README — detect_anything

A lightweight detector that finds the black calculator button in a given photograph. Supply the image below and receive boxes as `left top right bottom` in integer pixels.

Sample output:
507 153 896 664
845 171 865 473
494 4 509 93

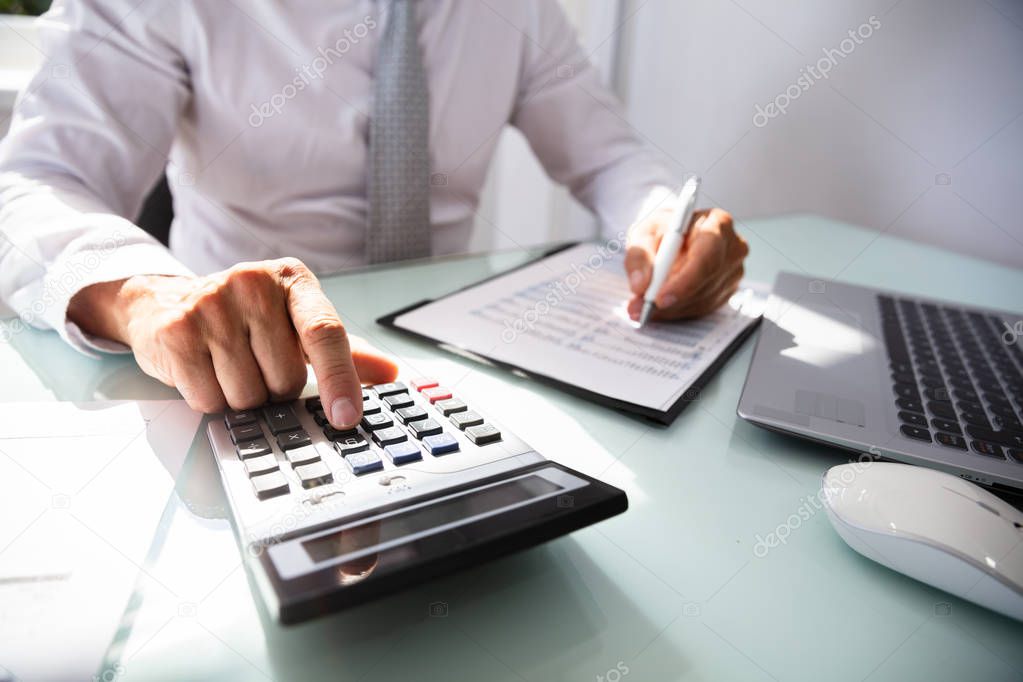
243 454 279 477
225 410 258 429
465 423 501 445
384 393 415 410
230 423 263 444
285 444 319 465
295 461 333 489
362 388 372 401
373 426 407 447
363 399 383 415
251 471 290 500
263 404 302 434
334 434 370 456
384 441 422 465
236 436 271 459
409 419 443 439
323 424 359 441
935 432 967 450
450 411 484 430
970 440 1003 459
372 382 408 398
305 397 322 413
900 425 931 442
361 413 393 431
435 398 468 416
344 450 383 475
313 409 329 426
277 429 312 451
395 406 429 424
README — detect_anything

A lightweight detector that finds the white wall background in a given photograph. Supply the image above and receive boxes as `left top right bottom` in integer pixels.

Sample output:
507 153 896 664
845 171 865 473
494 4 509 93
490 0 1023 268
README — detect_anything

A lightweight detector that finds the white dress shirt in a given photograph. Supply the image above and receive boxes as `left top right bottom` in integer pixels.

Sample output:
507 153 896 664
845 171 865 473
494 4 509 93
0 0 674 355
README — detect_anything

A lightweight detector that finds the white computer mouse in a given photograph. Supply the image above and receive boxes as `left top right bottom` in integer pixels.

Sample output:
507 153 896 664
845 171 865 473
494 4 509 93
821 462 1023 621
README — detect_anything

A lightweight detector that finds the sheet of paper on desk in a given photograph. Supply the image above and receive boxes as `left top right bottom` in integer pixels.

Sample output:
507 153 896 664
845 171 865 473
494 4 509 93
0 401 202 682
395 242 767 411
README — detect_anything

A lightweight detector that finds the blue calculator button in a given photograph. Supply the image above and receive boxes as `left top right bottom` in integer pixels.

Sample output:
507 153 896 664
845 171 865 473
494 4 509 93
423 433 460 456
384 441 422 465
344 450 384 475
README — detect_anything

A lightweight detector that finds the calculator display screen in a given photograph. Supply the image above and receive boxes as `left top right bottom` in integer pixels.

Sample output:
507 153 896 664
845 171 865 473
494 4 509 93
302 475 562 564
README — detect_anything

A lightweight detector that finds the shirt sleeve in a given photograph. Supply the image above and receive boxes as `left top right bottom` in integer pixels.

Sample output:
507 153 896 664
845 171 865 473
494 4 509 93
0 0 195 357
510 0 679 239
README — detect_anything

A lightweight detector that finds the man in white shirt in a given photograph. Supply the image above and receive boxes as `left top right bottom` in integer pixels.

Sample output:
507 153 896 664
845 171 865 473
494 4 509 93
0 0 747 430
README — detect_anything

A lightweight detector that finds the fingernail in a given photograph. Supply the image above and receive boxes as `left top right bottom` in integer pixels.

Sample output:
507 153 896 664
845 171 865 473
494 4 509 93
330 397 358 428
658 294 677 308
629 269 645 292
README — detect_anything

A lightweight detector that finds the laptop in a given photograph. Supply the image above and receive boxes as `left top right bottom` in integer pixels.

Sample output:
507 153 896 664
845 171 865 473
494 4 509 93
737 272 1023 494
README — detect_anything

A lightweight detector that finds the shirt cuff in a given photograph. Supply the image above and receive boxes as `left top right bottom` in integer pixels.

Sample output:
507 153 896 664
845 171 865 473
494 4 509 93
42 239 194 358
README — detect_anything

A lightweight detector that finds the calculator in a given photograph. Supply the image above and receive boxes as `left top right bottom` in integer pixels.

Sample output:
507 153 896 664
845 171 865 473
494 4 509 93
206 378 628 624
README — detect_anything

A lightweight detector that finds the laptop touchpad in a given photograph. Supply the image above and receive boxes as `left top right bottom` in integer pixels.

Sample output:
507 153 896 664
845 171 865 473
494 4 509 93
795 389 866 427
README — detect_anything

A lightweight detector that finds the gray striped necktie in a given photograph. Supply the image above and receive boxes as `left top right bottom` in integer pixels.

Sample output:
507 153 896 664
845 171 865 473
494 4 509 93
366 0 431 264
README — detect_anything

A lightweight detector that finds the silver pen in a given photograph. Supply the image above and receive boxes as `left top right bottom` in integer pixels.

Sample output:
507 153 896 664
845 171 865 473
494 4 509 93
638 176 701 327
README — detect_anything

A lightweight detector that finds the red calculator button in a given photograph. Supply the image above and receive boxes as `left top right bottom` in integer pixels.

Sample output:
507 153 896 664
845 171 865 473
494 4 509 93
410 377 440 392
422 386 452 403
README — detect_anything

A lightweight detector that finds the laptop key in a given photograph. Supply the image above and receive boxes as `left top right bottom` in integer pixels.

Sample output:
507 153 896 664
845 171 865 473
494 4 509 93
278 429 312 451
965 425 1023 449
894 383 920 401
295 461 333 489
1007 448 1023 463
898 411 927 427
900 425 932 442
263 405 302 434
236 436 272 459
970 440 1003 459
466 423 502 445
251 471 290 500
930 418 961 435
960 411 991 429
895 397 924 414
927 401 956 419
230 423 264 444
935 432 967 450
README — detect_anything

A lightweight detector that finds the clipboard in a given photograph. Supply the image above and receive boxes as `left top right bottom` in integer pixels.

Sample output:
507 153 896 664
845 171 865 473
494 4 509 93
377 242 762 426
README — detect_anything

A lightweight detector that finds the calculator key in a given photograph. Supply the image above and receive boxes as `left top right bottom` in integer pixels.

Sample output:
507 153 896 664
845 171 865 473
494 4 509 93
334 434 370 456
295 461 333 489
285 444 319 465
465 423 502 445
410 377 439 392
305 397 322 413
384 441 422 465
363 399 383 415
344 450 383 475
361 413 393 431
450 411 484 430
899 425 931 442
323 424 359 441
251 471 290 500
423 432 460 456
230 423 263 444
362 388 372 401
244 454 279 477
409 419 443 439
421 386 453 404
384 393 415 410
262 404 302 434
225 410 258 429
395 405 429 424
373 426 407 447
236 437 271 459
278 429 312 451
435 398 468 416
935 432 967 450
372 382 408 398
313 409 329 426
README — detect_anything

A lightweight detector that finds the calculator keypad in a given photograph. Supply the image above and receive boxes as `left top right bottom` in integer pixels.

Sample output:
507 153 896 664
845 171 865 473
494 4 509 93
224 380 503 502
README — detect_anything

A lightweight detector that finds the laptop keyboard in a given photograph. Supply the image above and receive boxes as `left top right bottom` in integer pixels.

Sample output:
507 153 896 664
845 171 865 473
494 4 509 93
878 295 1023 463
223 380 502 501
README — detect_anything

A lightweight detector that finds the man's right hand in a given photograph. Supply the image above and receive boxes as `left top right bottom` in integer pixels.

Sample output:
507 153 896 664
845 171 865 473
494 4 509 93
67 257 398 429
